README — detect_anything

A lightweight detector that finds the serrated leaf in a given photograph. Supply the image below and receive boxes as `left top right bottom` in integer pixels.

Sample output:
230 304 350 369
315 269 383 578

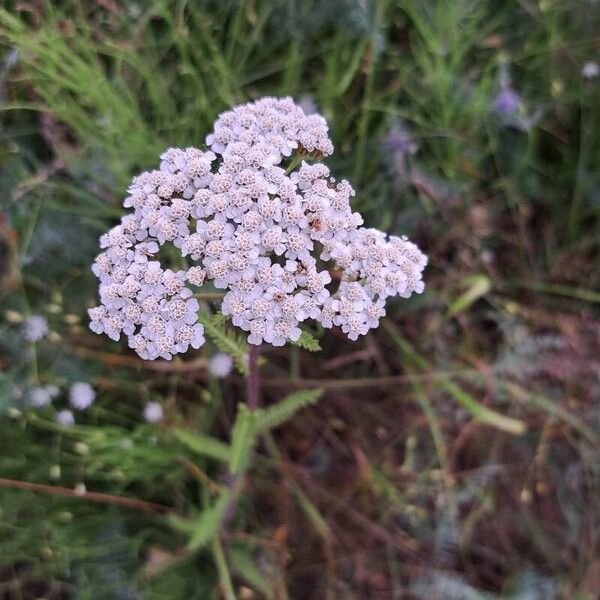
256 389 323 433
168 490 232 551
212 312 229 326
229 404 258 475
174 429 232 462
198 312 249 375
291 330 322 352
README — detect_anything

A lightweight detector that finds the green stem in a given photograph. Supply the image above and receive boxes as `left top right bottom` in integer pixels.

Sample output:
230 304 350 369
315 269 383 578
285 152 304 174
211 536 237 600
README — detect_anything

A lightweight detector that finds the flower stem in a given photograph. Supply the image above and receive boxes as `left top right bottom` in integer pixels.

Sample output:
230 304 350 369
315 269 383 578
285 152 304 174
211 535 237 600
246 344 260 410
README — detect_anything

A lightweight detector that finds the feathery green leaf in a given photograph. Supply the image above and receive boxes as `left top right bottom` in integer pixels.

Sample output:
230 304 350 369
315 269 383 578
168 490 233 551
198 312 249 375
229 404 259 475
291 330 322 352
256 389 323 433
174 429 232 463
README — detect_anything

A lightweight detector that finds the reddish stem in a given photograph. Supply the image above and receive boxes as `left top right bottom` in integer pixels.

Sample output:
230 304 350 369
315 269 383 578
247 344 261 410
0 477 172 514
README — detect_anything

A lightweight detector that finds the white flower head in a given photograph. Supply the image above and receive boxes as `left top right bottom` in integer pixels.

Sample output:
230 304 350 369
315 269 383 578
89 97 427 358
56 409 75 427
29 384 60 407
143 401 163 423
209 352 234 378
582 61 599 79
69 382 96 410
24 315 49 342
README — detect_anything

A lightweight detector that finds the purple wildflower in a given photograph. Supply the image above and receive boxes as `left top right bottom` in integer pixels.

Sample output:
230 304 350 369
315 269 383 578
493 88 520 116
381 123 419 158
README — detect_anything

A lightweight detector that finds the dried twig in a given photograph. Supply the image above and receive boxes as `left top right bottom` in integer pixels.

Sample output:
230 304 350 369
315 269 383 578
262 366 496 391
67 344 207 373
0 477 172 514
319 348 374 372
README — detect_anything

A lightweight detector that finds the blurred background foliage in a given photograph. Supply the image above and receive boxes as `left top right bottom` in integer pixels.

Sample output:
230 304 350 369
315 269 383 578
0 0 599 598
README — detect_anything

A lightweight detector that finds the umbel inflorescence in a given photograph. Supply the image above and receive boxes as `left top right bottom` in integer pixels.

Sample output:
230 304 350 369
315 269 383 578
89 97 427 360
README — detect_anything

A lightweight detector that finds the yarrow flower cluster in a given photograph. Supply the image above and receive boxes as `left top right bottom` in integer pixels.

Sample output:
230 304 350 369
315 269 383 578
89 97 427 359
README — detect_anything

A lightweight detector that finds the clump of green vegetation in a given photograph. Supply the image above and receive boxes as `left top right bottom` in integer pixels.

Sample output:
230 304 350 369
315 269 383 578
1 1 599 598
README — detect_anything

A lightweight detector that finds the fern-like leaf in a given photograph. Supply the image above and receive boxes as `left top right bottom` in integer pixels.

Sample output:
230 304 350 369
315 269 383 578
229 404 258 474
256 389 323 433
291 330 322 352
174 429 232 462
169 489 233 551
198 312 249 375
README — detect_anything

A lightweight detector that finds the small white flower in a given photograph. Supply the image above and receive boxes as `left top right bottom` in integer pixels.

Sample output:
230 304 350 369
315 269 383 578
582 61 599 79
29 385 60 407
209 353 234 378
23 315 49 342
69 382 95 410
143 401 163 423
56 409 75 427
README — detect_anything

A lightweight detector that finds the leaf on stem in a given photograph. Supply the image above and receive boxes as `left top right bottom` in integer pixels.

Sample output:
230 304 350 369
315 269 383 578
174 429 232 462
